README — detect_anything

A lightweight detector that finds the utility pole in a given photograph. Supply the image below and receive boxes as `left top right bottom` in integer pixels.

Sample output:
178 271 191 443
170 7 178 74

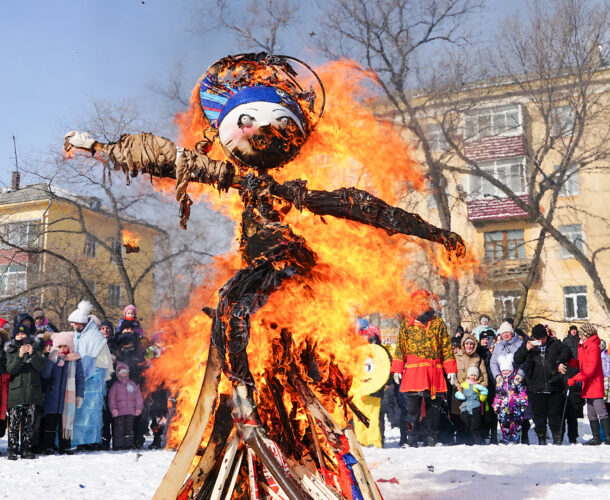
11 135 20 190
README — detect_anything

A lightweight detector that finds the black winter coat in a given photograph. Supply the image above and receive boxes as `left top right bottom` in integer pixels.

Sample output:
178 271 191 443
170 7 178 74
514 337 571 393
563 334 580 359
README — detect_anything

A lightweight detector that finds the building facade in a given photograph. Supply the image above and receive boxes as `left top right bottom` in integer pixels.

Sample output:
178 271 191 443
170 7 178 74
0 182 160 331
406 69 610 339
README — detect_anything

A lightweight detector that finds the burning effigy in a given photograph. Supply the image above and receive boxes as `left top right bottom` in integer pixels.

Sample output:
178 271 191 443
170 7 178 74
64 53 466 500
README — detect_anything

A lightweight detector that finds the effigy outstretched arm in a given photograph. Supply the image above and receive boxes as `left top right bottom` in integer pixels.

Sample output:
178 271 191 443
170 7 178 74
64 131 235 228
272 182 465 256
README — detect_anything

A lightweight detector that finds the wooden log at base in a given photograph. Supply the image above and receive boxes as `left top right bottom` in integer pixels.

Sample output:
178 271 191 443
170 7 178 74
153 345 223 500
344 428 383 500
154 351 383 500
176 394 235 499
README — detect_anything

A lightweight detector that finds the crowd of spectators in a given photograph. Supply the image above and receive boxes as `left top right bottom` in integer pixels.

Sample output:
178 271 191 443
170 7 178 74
0 302 169 460
358 300 610 449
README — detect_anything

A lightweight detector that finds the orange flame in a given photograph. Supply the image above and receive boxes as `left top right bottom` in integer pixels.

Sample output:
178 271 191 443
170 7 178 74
121 229 141 253
145 60 477 446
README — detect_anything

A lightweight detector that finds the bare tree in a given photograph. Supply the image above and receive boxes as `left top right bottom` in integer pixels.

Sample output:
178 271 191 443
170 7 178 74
195 0 300 54
317 0 486 332
438 0 610 324
0 102 218 325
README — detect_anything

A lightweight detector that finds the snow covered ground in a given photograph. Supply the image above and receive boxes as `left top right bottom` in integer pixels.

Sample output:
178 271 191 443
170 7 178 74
1 421 610 499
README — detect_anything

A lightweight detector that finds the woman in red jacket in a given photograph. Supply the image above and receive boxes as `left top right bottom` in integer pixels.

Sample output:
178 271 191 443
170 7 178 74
567 323 609 445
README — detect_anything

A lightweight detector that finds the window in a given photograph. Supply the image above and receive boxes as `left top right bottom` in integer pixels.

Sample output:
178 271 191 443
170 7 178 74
484 229 526 261
0 263 28 297
494 290 520 319
463 105 522 141
551 106 574 137
83 234 97 258
109 238 123 262
425 123 447 152
558 224 585 259
564 286 588 320
556 165 579 196
469 158 527 198
0 221 41 249
108 284 122 307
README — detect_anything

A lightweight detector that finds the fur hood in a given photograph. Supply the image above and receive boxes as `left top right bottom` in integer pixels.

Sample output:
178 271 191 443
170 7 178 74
460 333 479 352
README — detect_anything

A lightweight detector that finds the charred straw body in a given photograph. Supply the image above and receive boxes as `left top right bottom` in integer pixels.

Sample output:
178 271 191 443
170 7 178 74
64 52 464 500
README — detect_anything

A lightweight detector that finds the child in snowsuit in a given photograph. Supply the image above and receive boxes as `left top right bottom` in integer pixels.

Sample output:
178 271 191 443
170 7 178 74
40 332 85 455
5 323 46 459
492 356 528 444
108 362 143 450
455 366 488 445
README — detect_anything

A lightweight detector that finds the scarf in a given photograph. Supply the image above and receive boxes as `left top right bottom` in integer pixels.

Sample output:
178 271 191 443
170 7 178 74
62 353 79 440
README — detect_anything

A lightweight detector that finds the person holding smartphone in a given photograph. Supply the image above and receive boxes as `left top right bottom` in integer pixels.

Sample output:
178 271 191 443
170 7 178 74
5 322 46 459
514 324 572 445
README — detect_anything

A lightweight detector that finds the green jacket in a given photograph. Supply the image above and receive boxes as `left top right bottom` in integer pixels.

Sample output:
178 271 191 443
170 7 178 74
5 339 45 408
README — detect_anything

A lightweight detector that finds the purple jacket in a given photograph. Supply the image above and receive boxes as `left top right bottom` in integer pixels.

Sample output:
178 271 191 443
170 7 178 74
602 350 610 378
108 376 143 417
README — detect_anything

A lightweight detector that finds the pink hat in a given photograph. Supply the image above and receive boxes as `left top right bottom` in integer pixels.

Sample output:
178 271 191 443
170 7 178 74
51 331 75 353
124 305 137 316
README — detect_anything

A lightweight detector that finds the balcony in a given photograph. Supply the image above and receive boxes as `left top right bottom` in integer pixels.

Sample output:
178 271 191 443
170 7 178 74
476 259 538 285
467 194 531 224
464 134 527 162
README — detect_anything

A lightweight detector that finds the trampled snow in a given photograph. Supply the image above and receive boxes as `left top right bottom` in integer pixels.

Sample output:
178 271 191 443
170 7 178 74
1 421 610 499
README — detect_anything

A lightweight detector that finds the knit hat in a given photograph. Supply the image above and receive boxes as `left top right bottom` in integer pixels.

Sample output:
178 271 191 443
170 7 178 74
124 305 137 318
116 362 129 376
100 321 115 336
580 323 597 339
119 319 137 333
531 324 547 340
68 300 93 325
497 322 514 335
498 355 514 373
467 366 480 378
51 331 75 353
32 307 45 320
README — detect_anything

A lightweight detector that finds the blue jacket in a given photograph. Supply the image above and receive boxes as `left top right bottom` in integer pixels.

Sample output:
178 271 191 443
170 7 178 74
41 356 85 415
455 381 488 414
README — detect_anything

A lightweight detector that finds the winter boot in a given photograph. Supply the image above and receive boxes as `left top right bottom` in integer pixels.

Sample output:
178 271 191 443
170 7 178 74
600 418 610 445
584 419 602 446
537 434 547 445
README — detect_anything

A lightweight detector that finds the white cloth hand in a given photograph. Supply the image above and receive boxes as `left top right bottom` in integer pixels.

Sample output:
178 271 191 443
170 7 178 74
496 375 504 386
447 373 457 386
76 396 83 409
513 374 523 385
64 130 96 152
393 372 402 385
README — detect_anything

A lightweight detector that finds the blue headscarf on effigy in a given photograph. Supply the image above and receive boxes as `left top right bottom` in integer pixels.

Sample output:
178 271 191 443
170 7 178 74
199 78 305 130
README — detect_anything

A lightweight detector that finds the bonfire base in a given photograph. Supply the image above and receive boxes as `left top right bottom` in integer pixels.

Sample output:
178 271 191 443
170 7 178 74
153 336 382 500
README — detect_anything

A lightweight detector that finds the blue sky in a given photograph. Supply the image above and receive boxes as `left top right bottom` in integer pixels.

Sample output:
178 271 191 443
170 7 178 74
0 0 523 187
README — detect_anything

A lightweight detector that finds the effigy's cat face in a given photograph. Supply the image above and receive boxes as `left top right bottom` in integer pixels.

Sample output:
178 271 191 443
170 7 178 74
218 101 306 170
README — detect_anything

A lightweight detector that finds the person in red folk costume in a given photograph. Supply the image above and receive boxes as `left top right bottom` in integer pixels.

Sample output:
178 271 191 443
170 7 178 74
566 323 610 445
391 289 457 447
